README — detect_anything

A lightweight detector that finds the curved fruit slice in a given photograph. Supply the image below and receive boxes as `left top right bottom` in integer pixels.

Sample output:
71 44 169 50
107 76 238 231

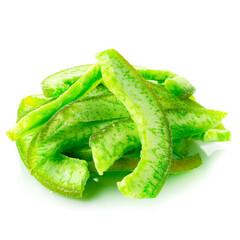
168 109 227 139
16 123 106 197
17 95 118 197
26 90 138 197
88 154 202 175
16 95 51 167
191 122 230 142
41 64 92 97
38 84 202 143
168 154 202 174
17 84 113 123
38 94 129 142
7 63 102 141
90 119 139 175
96 49 172 199
28 120 115 198
18 77 201 140
193 129 231 142
164 76 196 99
16 92 130 197
135 66 177 82
16 131 40 168
41 64 180 98
16 92 123 167
90 109 227 175
202 129 231 142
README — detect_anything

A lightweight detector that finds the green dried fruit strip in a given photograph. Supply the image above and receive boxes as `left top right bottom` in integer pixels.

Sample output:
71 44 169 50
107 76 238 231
149 82 202 110
135 66 177 82
17 88 222 195
11 74 202 143
17 85 111 122
26 90 144 197
36 155 89 198
15 91 195 173
43 69 202 109
7 63 102 141
16 131 40 168
16 93 125 168
90 109 227 175
168 154 202 174
194 129 231 142
16 95 51 167
16 94 119 197
17 93 131 197
87 154 202 175
41 64 92 97
15 91 128 168
163 76 196 99
96 49 172 199
16 94 104 168
38 94 128 142
191 123 230 142
28 120 113 198
168 109 226 138
36 83 202 143
202 129 231 142
16 78 202 146
90 119 139 175
28 93 130 168
41 64 179 98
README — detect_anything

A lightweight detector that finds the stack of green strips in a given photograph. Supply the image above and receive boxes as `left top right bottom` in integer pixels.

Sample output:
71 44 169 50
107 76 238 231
7 49 231 199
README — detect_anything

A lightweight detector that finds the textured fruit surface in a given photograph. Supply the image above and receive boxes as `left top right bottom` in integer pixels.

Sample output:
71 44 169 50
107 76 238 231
41 64 92 98
41 64 180 98
164 76 196 99
10 49 230 199
26 92 137 197
16 95 202 197
202 129 231 142
87 153 202 175
7 63 102 141
96 49 172 199
90 109 226 175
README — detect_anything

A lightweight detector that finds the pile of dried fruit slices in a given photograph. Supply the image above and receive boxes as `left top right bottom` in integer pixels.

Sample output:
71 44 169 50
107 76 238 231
7 49 230 199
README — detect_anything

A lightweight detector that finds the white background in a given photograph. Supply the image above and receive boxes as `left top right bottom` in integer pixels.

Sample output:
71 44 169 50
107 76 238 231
0 1 239 239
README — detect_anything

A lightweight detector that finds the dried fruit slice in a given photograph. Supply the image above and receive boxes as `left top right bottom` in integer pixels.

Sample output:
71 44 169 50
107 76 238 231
90 109 227 175
7 63 102 141
96 49 172 198
87 154 202 175
41 64 179 98
164 76 196 99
